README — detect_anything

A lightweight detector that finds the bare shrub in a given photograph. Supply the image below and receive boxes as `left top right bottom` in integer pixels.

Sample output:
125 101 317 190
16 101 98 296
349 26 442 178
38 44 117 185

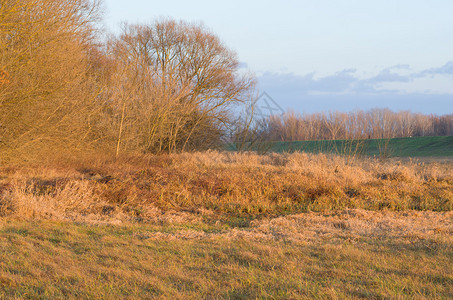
0 0 104 162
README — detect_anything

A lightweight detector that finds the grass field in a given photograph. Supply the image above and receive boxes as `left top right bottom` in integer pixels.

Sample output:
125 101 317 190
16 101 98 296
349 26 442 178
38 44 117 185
1 210 452 299
236 135 453 158
1 151 452 298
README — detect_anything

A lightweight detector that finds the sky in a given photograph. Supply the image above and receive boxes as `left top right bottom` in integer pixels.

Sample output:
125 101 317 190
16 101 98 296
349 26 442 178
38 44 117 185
104 0 453 115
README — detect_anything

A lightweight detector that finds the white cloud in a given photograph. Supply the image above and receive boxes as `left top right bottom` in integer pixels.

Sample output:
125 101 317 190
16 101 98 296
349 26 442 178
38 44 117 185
258 61 453 96
256 62 453 114
378 75 453 94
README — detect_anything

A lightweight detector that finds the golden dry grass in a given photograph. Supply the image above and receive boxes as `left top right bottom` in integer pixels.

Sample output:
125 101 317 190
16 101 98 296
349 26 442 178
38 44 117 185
0 209 452 298
1 151 452 223
0 151 452 298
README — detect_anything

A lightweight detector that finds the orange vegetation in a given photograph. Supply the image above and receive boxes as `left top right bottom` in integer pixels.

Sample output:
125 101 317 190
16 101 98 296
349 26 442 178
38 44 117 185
0 70 9 85
1 151 451 223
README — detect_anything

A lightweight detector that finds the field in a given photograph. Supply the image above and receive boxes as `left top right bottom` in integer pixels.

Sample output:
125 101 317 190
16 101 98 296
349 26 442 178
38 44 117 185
250 135 453 158
1 151 453 298
2 1 452 298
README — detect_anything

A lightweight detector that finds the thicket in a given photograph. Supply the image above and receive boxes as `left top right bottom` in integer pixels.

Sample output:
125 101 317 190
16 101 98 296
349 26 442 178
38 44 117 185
0 0 254 162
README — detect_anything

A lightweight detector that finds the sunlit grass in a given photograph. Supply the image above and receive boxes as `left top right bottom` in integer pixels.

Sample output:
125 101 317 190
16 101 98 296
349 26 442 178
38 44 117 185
1 151 452 223
0 209 452 298
0 151 452 298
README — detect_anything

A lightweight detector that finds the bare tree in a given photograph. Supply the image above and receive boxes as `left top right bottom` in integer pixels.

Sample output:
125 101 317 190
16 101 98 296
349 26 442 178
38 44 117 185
260 108 453 144
106 19 255 155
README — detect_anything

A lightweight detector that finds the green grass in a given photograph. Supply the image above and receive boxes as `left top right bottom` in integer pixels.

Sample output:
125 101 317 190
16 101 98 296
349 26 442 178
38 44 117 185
233 136 453 157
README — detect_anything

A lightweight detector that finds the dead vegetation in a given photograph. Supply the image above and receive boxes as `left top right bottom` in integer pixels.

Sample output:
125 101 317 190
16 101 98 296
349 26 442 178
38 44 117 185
1 151 452 223
1 152 452 298
0 208 452 299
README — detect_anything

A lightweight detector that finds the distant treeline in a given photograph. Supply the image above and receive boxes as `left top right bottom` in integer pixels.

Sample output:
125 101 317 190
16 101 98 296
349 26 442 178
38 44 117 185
260 109 453 142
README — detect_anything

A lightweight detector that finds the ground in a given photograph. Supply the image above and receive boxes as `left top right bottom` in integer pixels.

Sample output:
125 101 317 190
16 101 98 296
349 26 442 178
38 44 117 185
1 151 452 298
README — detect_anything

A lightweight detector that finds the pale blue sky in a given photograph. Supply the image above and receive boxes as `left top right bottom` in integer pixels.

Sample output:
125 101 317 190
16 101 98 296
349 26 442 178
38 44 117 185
104 0 453 114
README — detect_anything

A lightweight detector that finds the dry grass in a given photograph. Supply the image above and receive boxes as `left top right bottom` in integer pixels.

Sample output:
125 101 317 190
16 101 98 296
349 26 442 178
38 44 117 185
0 151 452 298
1 151 452 223
0 210 452 298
